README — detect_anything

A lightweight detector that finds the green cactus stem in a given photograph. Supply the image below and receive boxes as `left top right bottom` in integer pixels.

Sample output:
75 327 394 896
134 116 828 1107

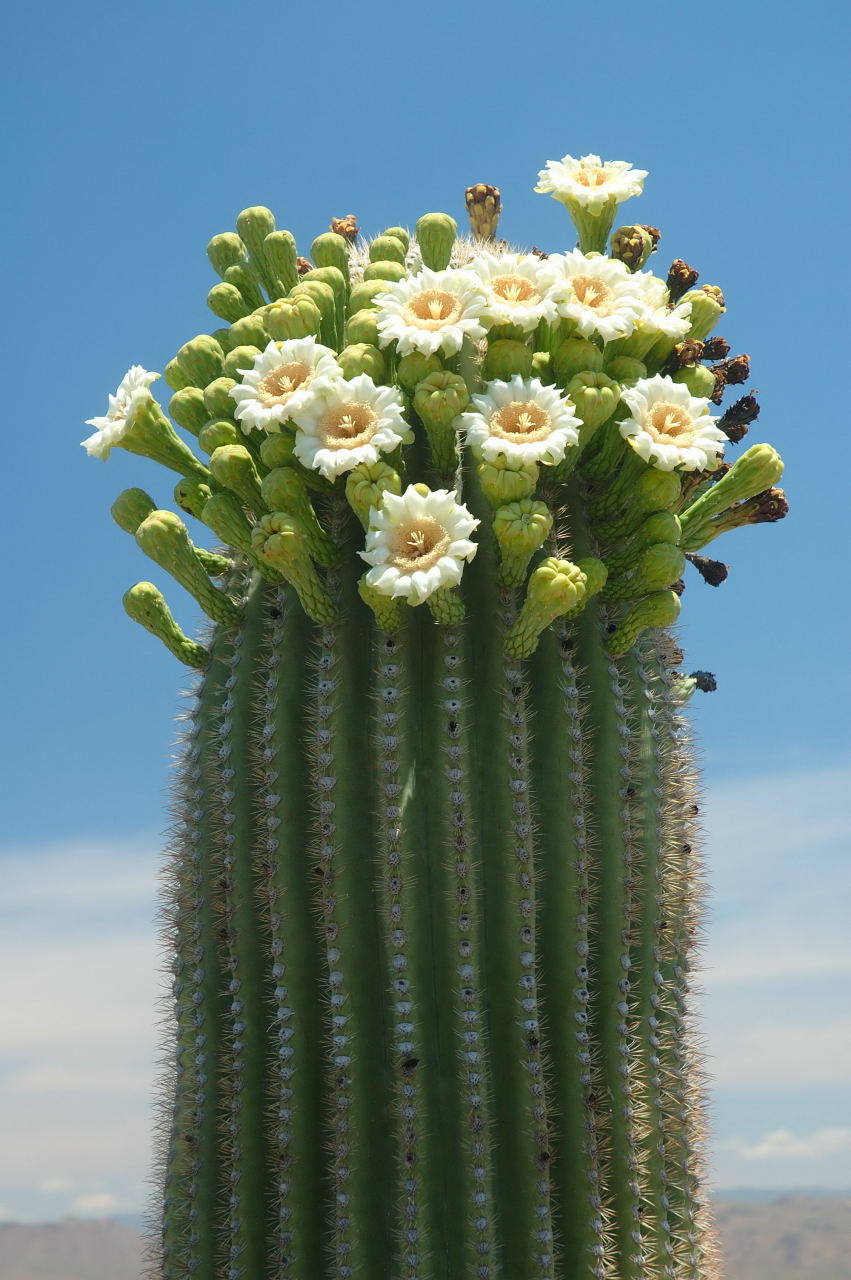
83 150 788 1280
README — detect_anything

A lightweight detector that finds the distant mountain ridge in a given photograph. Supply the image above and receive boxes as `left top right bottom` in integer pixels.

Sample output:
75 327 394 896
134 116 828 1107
2 1195 851 1280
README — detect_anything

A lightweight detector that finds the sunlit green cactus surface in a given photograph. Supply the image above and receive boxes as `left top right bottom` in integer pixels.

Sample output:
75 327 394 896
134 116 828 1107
85 153 787 1279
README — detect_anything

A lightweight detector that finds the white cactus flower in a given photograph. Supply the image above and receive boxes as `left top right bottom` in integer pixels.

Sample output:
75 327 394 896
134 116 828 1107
619 375 728 472
459 376 581 466
374 267 488 356
535 153 647 211
289 374 413 481
548 251 646 343
82 366 160 459
628 271 693 340
360 485 479 604
467 251 559 333
229 338 343 433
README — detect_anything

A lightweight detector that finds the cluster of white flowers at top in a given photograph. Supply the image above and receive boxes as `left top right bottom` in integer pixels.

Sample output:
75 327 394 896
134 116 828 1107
458 377 581 467
618 376 728 472
360 486 479 604
535 153 647 210
82 366 159 459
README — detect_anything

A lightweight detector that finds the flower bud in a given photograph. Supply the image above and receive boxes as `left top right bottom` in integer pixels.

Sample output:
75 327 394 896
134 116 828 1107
203 377 238 421
604 542 686 603
223 264 265 312
680 286 725 341
311 231 350 279
209 444 266 514
478 455 539 507
604 510 681 577
395 351 443 394
174 477 213 522
383 226 410 253
553 337 604 386
176 335 225 389
481 339 533 382
363 261 406 284
604 356 646 385
260 467 339 567
465 184 502 240
168 387 208 436
415 212 457 271
227 314 269 351
111 488 156 535
337 343 387 382
679 443 783 548
608 590 681 656
207 232 247 280
610 224 656 271
266 295 322 341
369 234 407 267
346 308 381 348
164 359 192 392
426 588 466 625
222 345 262 381
263 229 299 294
123 582 208 668
492 499 553 587
672 365 716 398
251 512 337 624
290 280 337 346
593 468 682 543
414 370 470 474
506 556 605 658
235 206 278 295
349 279 392 314
201 493 276 580
566 371 620 435
207 282 250 323
135 510 241 626
198 419 242 455
345 460 402 529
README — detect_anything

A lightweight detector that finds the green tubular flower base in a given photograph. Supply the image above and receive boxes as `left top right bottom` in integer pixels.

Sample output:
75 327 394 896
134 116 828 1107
158 489 719 1280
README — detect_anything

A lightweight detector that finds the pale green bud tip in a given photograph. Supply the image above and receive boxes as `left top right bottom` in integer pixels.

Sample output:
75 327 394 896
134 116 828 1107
338 343 386 381
465 184 502 240
566 371 619 432
427 587 466 626
506 557 593 658
610 224 658 271
482 339 533 382
359 576 404 632
415 212 457 271
174 478 213 520
122 583 208 669
493 500 553 587
111 488 156 535
478 455 539 507
209 444 264 511
383 226 410 252
345 461 402 529
680 442 784 541
395 351 443 394
413 371 470 427
607 590 681 656
252 513 337 624
554 336 604 385
369 235 407 267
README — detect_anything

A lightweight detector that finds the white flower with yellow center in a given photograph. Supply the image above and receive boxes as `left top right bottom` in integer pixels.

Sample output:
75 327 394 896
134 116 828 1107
619 375 728 472
229 337 343 433
548 250 646 343
535 153 647 211
374 267 488 356
360 485 479 604
628 271 693 340
466 252 559 333
288 373 413 481
459 376 581 466
82 366 160 459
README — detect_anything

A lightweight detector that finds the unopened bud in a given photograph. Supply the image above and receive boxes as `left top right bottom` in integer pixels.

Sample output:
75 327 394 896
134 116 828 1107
209 444 266 513
337 343 387 382
362 261 406 284
174 477 213 522
346 309 381 348
135 510 241 626
604 543 686 604
478 454 539 507
679 443 784 549
266 295 322 341
311 231 350 279
680 286 725 341
465 183 502 240
123 582 208 668
383 226 411 253
395 351 443 394
111 488 156 535
251 512 337 623
345 460 402 529
369 234 407 267
481 339 533 382
493 500 553 587
263 229 298 294
554 337 604 386
260 467 339 567
506 557 606 658
207 232 247 280
207 282 250 323
608 589 681 657
223 345 262 381
414 370 470 473
672 365 716 399
415 212 457 271
198 420 241 455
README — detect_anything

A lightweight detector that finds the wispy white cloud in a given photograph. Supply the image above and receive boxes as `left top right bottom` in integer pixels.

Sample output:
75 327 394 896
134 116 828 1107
729 1127 851 1161
71 1192 120 1216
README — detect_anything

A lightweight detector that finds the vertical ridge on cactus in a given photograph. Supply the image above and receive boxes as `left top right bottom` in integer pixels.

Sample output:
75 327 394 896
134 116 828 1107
85 151 787 1278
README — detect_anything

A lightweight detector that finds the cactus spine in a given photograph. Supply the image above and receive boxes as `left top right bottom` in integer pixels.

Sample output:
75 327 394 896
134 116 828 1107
84 151 786 1279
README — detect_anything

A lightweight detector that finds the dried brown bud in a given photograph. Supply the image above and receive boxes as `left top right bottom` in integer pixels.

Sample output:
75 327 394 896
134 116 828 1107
686 553 729 586
611 224 656 270
641 225 662 249
702 335 731 361
465 183 502 240
296 256 313 276
667 259 700 304
702 284 725 308
718 393 760 444
675 339 706 368
671 578 686 597
330 215 359 243
710 367 727 405
747 487 788 523
690 670 718 692
710 354 750 403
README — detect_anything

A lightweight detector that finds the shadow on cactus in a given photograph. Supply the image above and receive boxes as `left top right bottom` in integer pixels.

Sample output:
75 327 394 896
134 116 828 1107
84 152 787 1278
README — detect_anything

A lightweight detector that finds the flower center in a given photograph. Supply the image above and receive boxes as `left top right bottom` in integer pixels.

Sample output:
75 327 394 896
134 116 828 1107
403 289 464 330
490 274 540 306
644 402 695 443
319 401 379 449
489 401 552 444
574 166 609 189
258 361 313 406
389 516 451 572
571 275 614 314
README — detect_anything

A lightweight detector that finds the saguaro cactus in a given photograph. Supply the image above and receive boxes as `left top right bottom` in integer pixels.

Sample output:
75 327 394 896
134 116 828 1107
84 152 787 1279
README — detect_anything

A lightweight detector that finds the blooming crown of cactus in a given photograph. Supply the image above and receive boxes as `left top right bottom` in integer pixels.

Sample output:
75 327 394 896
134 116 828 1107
84 153 787 1280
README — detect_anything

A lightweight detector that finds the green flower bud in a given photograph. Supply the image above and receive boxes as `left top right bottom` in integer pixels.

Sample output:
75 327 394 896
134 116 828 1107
594 467 682 543
111 487 156 535
203 376 238 421
553 337 604 386
672 365 716 398
481 339 534 382
395 351 443 394
236 206 277 289
259 432 297 469
604 542 686 603
207 232 248 280
290 279 337 346
223 345 262 381
263 230 298 295
198 419 241 455
346 309 381 348
164 359 192 392
415 212 457 270
358 576 404 631
427 587 466 625
369 235 407 266
678 443 784 547
209 444 266 513
251 512 337 624
114 395 210 482
201 493 279 580
301 265 347 303
608 590 681 657
176 335 224 389
692 487 787 548
337 343 387 382
505 557 599 658
207 282 250 323
465 183 502 241
383 226 410 253
610 224 657 271
531 351 553 383
228 314 269 351
681 286 725 341
260 468 339 567
604 510 682 577
174 477 213 521
604 355 646 384
566 371 620 434
345 460 402 529
123 582 208 668
267 295 322 341
136 510 241 626
349 278 392 314
492 499 553 588
168 387 209 437
223 263 265 312
414 370 470 473
362 260 406 284
478 455 539 507
311 231 350 280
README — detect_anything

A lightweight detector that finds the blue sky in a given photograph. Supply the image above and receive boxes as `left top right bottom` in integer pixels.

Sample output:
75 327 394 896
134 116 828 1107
1 0 849 1224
